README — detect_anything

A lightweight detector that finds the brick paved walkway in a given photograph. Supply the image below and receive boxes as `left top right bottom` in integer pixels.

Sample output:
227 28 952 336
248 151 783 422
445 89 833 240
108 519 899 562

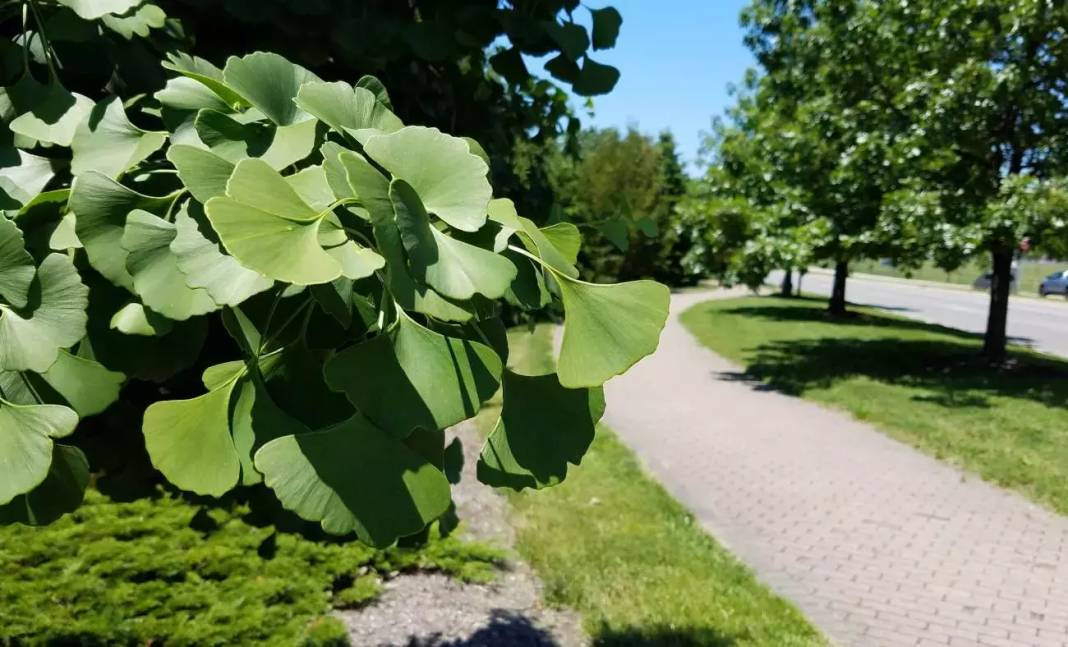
597 289 1068 646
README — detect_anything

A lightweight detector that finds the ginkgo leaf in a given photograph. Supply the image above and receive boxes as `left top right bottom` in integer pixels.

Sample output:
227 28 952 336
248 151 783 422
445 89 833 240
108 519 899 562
539 222 582 264
48 214 81 251
162 52 248 109
100 3 166 39
255 413 452 546
230 376 312 487
363 126 491 232
56 0 140 20
0 254 88 373
71 97 167 179
167 144 234 203
0 216 35 308
0 444 88 526
356 74 393 110
553 272 670 388
391 179 515 300
122 210 218 320
205 159 350 285
0 149 61 208
142 363 246 497
478 371 605 490
341 151 473 321
171 205 272 307
0 350 124 417
0 399 77 505
222 52 320 126
294 81 402 136
324 310 502 438
590 6 623 50
285 165 335 211
194 109 272 161
154 77 233 113
69 171 172 290
8 80 94 148
258 119 318 171
109 302 173 336
516 215 580 278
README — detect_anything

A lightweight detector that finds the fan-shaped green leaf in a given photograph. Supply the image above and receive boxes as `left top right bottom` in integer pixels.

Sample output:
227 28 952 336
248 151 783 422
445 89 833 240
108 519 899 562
69 171 172 290
285 166 335 211
539 222 582 264
0 150 61 208
56 0 140 20
109 302 172 336
171 205 272 306
0 444 88 526
48 214 80 251
355 75 393 110
0 399 77 505
167 144 234 203
553 273 669 388
391 179 515 300
0 254 88 372
162 53 247 109
0 350 124 417
222 52 320 126
324 310 502 438
294 81 401 136
590 6 623 50
363 126 491 232
206 158 354 285
0 216 34 308
255 414 451 546
572 57 620 96
142 363 246 497
340 151 473 321
543 21 589 61
8 80 93 147
194 109 272 162
478 370 605 490
100 3 166 39
154 77 233 113
71 97 166 179
122 210 218 320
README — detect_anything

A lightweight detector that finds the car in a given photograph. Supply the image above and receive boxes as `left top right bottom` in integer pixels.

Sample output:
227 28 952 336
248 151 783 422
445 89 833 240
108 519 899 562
973 271 1017 293
1038 269 1068 297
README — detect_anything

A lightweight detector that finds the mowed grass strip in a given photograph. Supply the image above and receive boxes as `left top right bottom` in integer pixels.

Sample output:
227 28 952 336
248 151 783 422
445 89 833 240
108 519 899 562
478 325 823 647
681 295 1068 514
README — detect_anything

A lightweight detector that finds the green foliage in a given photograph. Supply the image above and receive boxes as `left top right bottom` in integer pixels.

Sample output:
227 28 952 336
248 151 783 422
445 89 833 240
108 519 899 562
481 325 823 646
0 8 665 543
548 127 697 285
0 489 503 645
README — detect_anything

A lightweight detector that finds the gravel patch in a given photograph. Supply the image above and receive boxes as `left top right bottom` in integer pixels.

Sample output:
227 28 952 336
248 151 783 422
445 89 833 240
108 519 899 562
336 420 587 647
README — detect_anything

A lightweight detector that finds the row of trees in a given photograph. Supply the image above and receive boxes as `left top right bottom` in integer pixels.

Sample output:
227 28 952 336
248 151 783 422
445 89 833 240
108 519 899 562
700 0 1068 360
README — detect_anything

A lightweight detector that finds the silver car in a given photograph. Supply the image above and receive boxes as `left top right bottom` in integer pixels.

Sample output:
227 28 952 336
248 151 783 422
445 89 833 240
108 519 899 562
1038 269 1068 297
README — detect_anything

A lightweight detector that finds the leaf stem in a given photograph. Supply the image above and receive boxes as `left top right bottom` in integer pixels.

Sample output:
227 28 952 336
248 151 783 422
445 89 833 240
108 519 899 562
258 297 314 354
25 0 59 79
19 371 44 405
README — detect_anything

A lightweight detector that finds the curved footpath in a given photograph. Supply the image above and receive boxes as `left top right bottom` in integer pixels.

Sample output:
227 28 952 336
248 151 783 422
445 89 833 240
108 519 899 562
596 288 1068 647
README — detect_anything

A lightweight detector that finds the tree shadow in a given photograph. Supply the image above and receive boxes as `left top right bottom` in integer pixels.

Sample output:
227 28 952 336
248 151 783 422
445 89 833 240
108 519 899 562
592 624 737 646
707 298 1068 411
406 610 561 646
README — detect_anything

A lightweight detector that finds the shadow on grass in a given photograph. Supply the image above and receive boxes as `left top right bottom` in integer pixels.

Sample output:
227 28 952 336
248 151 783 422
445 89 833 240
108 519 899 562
707 297 1068 411
593 625 736 647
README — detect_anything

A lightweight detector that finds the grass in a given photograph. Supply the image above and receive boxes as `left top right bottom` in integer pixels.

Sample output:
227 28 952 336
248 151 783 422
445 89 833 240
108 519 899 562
849 258 1067 296
0 488 504 646
477 324 824 646
681 295 1068 515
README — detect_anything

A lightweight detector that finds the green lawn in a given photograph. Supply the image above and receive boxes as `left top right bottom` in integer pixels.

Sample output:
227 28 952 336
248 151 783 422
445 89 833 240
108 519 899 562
849 259 1067 296
479 325 823 647
0 489 502 645
681 295 1068 515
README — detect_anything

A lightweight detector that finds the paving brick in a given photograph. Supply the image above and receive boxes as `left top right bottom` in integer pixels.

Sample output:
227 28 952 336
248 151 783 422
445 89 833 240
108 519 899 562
598 290 1068 647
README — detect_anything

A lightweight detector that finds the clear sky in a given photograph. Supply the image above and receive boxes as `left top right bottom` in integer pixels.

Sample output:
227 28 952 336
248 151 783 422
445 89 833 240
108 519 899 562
570 0 755 175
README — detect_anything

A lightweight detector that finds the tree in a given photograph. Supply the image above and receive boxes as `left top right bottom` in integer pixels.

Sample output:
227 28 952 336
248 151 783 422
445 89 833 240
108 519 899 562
0 4 669 541
551 127 695 284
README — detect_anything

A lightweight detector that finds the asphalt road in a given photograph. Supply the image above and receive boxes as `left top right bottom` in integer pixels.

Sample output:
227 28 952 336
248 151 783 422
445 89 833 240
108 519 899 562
768 270 1068 359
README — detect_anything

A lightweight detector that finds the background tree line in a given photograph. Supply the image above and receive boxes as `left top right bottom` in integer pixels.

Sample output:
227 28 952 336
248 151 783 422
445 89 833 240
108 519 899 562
690 0 1068 361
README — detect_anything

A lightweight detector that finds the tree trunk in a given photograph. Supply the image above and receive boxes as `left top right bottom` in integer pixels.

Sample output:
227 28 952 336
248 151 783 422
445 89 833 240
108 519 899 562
797 268 805 295
982 248 1013 361
780 268 794 297
828 260 848 315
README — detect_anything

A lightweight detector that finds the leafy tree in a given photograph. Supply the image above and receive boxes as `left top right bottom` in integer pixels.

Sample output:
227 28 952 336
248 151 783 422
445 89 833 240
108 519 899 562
0 5 668 544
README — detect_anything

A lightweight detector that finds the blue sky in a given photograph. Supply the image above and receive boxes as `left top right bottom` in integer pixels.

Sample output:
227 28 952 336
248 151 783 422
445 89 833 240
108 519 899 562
565 0 755 174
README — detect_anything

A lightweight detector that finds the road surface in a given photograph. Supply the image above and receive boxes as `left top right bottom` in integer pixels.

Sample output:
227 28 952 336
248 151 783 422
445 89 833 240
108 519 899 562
768 269 1068 359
